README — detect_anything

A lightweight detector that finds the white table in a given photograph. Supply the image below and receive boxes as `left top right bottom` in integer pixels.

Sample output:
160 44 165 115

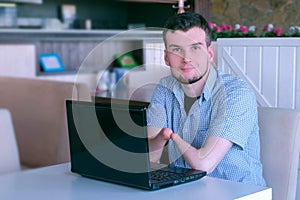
0 163 271 200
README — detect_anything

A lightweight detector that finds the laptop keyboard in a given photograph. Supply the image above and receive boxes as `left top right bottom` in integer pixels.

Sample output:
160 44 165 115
151 169 185 183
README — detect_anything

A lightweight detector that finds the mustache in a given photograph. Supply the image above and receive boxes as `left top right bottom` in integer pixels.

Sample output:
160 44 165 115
180 64 210 85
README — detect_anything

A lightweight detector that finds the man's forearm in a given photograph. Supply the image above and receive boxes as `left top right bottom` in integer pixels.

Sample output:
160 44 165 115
148 127 172 163
171 134 232 173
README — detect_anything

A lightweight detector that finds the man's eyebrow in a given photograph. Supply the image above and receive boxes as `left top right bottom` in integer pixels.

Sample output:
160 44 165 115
167 42 204 49
191 42 204 46
170 42 203 46
168 44 181 48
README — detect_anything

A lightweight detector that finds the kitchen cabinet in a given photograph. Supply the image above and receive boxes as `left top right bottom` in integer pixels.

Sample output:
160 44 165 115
119 0 178 2
119 0 211 21
0 0 42 4
14 0 210 30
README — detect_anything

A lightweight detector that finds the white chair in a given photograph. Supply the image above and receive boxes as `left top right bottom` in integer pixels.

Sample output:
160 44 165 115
0 109 21 174
258 106 300 200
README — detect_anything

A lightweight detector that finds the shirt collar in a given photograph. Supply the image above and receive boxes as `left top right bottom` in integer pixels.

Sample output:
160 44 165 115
202 65 217 101
206 65 217 93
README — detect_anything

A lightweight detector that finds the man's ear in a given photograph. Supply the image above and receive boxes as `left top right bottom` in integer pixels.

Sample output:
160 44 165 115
164 49 170 66
207 45 214 62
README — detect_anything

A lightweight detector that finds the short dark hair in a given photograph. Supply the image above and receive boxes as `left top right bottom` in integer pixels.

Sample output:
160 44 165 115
163 12 212 47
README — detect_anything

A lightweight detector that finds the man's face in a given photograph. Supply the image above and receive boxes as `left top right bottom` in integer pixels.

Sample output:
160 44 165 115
164 27 214 84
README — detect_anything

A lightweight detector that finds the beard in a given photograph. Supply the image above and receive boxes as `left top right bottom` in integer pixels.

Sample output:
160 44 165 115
173 74 202 84
172 66 209 85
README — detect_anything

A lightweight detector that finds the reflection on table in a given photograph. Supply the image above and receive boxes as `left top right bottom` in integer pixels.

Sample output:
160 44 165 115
0 163 272 200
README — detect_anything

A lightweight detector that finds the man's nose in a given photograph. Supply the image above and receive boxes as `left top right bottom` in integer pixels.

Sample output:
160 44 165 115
182 51 192 63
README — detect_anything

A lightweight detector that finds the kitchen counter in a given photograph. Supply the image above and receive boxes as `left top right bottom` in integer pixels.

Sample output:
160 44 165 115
0 28 163 41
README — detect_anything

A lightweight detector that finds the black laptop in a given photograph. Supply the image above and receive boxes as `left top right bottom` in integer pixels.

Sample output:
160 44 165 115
66 99 206 190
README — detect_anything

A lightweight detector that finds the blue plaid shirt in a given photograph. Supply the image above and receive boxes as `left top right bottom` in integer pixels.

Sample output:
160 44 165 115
147 67 266 186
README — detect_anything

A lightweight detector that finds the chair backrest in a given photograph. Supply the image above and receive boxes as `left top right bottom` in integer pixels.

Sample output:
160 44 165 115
0 109 21 174
258 106 300 200
0 76 91 168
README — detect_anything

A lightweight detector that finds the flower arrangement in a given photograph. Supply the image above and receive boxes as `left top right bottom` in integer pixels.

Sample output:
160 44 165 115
209 22 256 40
283 26 300 37
260 24 283 37
209 22 300 40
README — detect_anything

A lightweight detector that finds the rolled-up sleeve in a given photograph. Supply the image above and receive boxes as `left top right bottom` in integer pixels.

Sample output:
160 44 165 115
208 77 258 150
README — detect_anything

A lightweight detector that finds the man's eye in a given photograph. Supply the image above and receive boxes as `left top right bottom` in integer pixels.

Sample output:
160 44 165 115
171 48 181 53
192 45 201 50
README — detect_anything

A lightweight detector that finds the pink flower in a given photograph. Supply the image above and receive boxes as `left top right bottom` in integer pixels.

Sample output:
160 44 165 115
227 24 233 31
208 22 216 29
239 25 248 34
221 23 227 30
274 27 283 36
215 26 223 33
220 23 232 31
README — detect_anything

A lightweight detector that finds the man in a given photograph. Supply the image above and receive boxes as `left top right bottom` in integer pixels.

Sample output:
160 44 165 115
147 12 266 186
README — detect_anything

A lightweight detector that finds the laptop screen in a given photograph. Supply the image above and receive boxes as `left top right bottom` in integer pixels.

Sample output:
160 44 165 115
66 99 153 189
